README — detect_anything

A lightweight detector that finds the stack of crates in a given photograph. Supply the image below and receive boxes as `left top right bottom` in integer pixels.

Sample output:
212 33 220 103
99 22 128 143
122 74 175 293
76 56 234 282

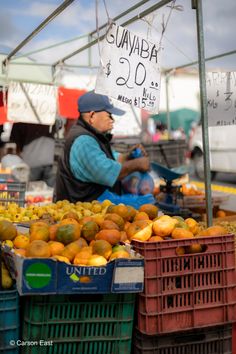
0 288 19 354
0 179 26 207
132 235 236 353
21 293 136 354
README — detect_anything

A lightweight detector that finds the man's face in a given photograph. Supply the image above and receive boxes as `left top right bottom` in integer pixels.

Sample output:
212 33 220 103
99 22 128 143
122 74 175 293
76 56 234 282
89 111 114 133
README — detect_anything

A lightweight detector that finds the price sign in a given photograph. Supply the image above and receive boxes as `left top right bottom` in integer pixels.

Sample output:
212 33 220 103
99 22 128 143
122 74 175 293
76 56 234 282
95 23 161 114
7 82 58 125
206 72 236 127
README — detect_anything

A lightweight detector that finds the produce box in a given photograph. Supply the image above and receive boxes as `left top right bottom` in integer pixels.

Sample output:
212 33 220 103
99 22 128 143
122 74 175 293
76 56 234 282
132 234 236 335
3 247 144 295
21 293 135 354
57 254 144 294
3 249 57 296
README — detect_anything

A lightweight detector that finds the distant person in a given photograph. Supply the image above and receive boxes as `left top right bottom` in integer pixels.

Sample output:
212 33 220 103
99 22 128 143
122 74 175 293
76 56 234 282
10 122 56 187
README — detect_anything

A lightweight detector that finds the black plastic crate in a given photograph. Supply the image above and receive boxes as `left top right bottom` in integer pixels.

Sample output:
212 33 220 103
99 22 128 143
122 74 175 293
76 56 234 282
112 140 187 168
133 325 232 354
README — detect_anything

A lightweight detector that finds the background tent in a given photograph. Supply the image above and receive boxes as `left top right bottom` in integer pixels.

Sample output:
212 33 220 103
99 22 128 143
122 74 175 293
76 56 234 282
151 108 200 136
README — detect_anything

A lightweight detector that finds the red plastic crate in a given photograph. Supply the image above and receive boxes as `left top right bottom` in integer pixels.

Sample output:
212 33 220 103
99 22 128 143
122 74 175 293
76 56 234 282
132 235 236 335
233 323 236 354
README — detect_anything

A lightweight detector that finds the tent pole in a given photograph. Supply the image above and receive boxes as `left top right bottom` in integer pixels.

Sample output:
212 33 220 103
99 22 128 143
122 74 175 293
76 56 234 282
53 0 173 67
192 0 213 226
2 0 75 66
165 73 171 139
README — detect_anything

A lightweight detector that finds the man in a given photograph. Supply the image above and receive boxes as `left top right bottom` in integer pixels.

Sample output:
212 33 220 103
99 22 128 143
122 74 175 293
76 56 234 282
54 90 150 203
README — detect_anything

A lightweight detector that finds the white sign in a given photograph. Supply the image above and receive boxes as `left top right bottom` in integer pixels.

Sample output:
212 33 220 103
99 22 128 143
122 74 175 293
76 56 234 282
7 82 58 125
206 72 236 127
95 23 161 114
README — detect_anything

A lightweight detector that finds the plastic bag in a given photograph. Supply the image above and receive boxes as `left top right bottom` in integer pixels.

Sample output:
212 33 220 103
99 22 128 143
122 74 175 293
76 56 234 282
122 172 155 195
97 189 155 209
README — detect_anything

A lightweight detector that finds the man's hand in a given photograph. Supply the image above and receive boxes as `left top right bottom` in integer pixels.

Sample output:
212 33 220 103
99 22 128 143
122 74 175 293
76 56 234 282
136 156 150 171
128 144 148 158
118 156 150 180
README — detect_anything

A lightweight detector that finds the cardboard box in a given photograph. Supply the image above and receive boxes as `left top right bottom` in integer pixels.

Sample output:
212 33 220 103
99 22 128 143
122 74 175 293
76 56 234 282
3 249 57 295
3 247 144 295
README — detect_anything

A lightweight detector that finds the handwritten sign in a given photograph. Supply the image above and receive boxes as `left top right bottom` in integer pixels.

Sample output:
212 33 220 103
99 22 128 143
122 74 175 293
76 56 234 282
95 23 161 114
7 82 58 125
206 72 236 127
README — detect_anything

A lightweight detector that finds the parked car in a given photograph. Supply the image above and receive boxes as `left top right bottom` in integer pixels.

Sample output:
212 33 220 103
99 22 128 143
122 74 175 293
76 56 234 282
188 122 236 180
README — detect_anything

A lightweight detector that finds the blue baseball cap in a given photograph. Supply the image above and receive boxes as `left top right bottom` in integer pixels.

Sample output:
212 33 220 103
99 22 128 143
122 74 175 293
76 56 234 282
78 90 125 116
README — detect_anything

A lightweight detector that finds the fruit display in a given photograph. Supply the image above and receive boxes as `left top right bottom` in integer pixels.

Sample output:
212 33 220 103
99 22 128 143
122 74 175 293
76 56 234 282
0 198 233 264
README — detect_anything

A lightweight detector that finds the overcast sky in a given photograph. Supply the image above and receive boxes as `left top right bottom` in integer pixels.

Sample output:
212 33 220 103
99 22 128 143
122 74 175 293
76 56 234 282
0 0 235 72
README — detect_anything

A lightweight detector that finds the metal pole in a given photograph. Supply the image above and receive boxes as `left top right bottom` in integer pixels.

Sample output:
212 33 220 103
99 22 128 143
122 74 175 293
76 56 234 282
53 0 172 66
165 73 171 139
192 0 213 226
2 0 75 66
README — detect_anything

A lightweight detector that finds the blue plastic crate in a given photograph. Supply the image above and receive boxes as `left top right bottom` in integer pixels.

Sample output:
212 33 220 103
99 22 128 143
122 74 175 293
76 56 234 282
0 289 19 354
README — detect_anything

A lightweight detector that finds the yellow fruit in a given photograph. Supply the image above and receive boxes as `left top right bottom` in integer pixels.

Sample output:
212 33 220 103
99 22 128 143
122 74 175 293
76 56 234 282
13 235 30 249
2 240 14 248
87 255 107 266
127 220 152 242
109 250 130 260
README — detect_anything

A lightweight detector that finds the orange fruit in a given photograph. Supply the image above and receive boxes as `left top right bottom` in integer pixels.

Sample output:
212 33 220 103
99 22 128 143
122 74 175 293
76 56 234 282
92 214 104 227
139 204 158 220
87 255 107 266
134 211 150 221
73 247 93 265
0 220 17 241
112 205 129 220
56 223 81 245
126 220 152 242
171 228 194 239
49 241 65 256
120 231 128 242
176 246 185 255
95 229 121 245
13 235 30 249
185 243 202 254
14 248 26 257
53 255 71 264
30 227 50 242
26 240 51 258
109 250 130 260
29 221 48 233
49 224 59 241
92 240 112 260
152 215 177 237
60 241 86 262
125 206 137 222
81 221 99 242
60 217 80 226
216 210 226 218
185 218 199 235
61 212 80 222
104 213 125 230
198 225 227 237
148 236 164 242
100 220 120 231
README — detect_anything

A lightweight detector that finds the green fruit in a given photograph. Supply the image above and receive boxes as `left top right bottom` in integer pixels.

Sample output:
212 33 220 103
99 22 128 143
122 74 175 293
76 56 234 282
112 245 126 253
